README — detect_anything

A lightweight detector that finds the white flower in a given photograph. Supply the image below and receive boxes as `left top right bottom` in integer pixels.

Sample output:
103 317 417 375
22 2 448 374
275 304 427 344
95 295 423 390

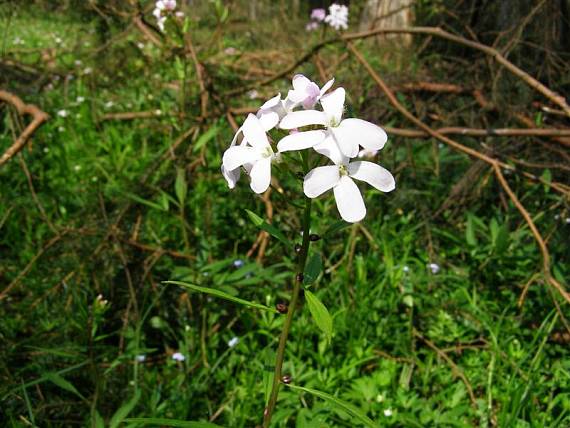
403 265 410 273
135 354 146 362
104 101 114 109
57 109 68 118
153 0 177 31
233 259 245 268
280 87 387 160
311 8 326 22
222 114 277 194
248 90 259 100
287 74 334 110
76 96 85 103
74 60 82 67
427 263 440 274
256 94 296 131
325 4 349 31
228 336 239 348
224 47 238 55
83 67 93 75
384 408 393 417
172 352 185 361
303 158 395 223
73 165 82 172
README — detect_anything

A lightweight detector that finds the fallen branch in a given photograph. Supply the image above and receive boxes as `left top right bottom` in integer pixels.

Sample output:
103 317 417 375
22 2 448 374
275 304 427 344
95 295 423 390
344 27 570 118
386 126 570 139
0 90 49 167
347 41 570 306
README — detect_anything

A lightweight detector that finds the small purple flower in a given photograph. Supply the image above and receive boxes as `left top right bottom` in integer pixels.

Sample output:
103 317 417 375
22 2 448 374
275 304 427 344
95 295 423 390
427 263 440 274
172 352 185 361
311 8 326 22
233 259 245 268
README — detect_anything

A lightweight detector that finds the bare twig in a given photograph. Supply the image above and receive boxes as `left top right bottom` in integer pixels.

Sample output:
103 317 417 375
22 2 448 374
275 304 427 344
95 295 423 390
0 90 49 167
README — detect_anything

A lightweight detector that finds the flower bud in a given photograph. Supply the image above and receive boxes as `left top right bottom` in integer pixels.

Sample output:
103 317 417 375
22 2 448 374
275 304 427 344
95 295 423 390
281 375 292 384
296 273 304 282
309 234 321 241
276 303 288 313
294 244 302 253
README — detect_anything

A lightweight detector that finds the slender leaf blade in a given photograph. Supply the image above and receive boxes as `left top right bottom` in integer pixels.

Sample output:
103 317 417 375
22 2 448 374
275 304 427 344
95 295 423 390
110 389 141 428
285 384 379 428
304 253 322 285
164 281 277 313
45 372 84 400
245 209 289 246
304 290 333 342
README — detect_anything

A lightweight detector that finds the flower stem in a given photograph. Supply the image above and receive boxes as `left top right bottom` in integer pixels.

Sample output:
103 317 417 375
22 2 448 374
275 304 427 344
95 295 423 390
263 196 312 427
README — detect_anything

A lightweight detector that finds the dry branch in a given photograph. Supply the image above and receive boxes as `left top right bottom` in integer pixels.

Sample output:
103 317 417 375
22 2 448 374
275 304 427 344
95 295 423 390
0 90 49 167
347 41 570 306
343 27 570 118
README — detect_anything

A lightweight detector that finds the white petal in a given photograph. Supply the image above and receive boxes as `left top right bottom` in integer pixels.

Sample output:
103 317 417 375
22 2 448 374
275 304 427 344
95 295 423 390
259 94 281 110
277 130 326 152
348 161 395 192
321 87 345 124
330 127 359 158
280 110 327 129
314 134 349 165
333 176 366 223
221 164 240 189
257 111 279 131
337 118 387 151
222 146 260 171
249 157 272 194
287 89 306 104
303 165 340 198
292 74 311 91
320 78 334 97
229 126 243 147
242 114 270 149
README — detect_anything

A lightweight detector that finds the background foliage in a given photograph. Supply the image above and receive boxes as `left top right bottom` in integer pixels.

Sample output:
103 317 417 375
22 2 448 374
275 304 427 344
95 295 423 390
1 1 569 427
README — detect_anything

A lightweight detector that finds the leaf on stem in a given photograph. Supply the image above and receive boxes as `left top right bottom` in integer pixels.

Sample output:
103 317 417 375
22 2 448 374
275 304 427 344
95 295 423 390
245 209 289 246
164 280 278 313
284 384 379 428
304 290 332 342
304 253 322 285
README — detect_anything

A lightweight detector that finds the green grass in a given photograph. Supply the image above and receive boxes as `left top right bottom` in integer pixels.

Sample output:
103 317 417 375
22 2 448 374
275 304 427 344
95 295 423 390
1 3 569 427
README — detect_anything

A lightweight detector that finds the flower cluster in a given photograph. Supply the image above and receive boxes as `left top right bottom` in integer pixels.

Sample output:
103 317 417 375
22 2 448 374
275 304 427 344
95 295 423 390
306 4 349 32
221 75 395 223
153 0 181 31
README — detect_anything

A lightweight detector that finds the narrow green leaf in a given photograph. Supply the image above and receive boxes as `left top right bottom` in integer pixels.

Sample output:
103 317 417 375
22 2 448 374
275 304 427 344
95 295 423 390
126 418 221 427
193 126 219 152
304 253 322 285
110 389 141 428
465 214 476 246
323 220 350 238
304 290 333 342
245 209 289 246
45 373 84 400
124 192 168 212
285 384 379 428
164 281 278 313
175 168 187 205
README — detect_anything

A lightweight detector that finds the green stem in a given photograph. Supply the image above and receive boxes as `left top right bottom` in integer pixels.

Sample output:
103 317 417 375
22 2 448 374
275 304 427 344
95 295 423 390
263 196 312 427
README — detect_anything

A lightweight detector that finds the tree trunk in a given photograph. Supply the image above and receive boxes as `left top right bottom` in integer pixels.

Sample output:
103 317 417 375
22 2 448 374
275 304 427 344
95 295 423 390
359 0 415 46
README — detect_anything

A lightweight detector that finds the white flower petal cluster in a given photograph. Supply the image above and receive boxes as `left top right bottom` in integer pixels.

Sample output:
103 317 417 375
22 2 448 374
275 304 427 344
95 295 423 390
221 75 395 223
153 0 177 31
324 4 349 31
306 4 349 32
